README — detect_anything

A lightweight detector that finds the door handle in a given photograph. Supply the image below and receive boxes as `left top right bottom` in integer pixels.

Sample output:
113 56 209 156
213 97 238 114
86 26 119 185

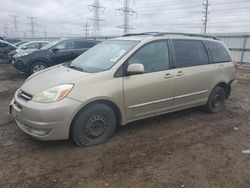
176 71 184 76
164 73 174 79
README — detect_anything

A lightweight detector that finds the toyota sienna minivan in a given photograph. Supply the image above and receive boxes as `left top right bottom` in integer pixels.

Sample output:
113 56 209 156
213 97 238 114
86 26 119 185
10 32 237 146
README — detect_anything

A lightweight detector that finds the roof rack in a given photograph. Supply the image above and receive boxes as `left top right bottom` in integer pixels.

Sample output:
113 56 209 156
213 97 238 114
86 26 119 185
153 32 218 40
122 32 162 37
122 32 218 40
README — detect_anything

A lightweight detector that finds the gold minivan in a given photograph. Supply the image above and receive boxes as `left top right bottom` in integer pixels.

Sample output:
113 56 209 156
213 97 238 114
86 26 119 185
10 33 237 146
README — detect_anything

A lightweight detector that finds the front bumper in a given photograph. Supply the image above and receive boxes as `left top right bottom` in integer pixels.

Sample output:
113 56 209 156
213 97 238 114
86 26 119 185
10 91 82 140
12 58 29 73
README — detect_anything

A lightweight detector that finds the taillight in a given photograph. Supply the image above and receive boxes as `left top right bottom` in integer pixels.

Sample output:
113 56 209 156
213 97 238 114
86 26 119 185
233 61 240 69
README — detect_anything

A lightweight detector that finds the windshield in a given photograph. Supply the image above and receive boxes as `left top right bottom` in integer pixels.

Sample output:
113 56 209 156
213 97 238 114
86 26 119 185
69 40 139 73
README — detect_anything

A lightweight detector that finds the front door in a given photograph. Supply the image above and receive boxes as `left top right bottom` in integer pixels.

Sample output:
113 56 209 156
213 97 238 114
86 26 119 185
50 40 75 65
123 40 175 120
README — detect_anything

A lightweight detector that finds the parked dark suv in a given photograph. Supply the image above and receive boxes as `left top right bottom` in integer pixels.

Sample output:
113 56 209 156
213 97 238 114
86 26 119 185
12 39 99 74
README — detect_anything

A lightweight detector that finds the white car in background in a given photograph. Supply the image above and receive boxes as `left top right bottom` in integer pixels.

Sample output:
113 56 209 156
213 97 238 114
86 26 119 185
8 41 50 63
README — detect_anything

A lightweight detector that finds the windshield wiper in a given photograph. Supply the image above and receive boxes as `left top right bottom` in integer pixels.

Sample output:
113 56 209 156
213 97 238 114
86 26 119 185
68 65 84 72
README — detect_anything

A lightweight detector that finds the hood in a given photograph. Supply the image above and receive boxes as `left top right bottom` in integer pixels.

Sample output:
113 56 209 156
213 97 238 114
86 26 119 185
14 49 40 58
21 65 91 95
16 48 39 53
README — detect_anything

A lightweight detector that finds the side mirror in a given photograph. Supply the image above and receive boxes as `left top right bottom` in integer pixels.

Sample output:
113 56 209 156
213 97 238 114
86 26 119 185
52 48 59 53
127 63 145 75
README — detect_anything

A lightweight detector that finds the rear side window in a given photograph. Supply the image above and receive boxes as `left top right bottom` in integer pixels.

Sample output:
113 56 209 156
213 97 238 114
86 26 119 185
75 41 96 49
173 40 209 68
204 41 231 63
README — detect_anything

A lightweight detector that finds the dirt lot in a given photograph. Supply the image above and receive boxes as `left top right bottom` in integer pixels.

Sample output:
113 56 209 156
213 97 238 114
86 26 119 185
0 64 250 188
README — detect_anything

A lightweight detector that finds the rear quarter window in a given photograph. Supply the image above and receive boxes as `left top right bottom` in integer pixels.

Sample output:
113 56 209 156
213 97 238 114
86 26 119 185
204 41 232 63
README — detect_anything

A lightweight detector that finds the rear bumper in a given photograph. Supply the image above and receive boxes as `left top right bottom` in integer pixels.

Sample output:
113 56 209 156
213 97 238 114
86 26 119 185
230 79 237 87
10 92 82 140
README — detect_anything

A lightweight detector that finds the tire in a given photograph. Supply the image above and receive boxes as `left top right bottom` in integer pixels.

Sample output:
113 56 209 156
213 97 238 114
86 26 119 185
29 62 48 75
205 86 226 113
71 104 117 147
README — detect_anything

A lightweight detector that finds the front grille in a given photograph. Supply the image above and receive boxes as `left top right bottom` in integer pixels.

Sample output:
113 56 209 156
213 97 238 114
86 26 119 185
18 90 33 101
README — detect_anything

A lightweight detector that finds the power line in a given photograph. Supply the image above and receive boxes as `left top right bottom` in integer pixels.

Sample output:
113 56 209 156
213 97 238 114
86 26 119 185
28 16 36 39
116 0 137 35
88 0 105 36
202 0 210 34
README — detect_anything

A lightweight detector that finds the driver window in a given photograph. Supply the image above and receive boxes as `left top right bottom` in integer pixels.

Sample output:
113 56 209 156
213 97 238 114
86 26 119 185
26 43 39 49
54 40 74 50
128 41 169 73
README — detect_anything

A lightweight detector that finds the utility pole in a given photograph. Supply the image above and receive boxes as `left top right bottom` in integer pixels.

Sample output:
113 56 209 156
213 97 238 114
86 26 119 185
44 29 47 40
84 22 90 37
116 0 136 35
3 24 9 37
88 0 105 36
23 31 26 39
10 15 19 37
28 16 36 40
202 0 210 34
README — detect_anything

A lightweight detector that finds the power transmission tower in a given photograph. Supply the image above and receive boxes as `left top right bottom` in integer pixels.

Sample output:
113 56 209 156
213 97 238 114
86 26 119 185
10 15 19 37
202 0 210 34
116 0 136 35
3 24 9 37
28 17 36 40
84 22 90 37
88 0 105 36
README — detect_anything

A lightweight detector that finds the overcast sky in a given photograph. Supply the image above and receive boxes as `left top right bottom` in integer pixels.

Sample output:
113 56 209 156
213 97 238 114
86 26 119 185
0 0 250 38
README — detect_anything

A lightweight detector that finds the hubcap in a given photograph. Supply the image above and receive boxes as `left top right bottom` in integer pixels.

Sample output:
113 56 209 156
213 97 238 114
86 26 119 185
84 115 108 139
212 94 221 108
33 64 46 73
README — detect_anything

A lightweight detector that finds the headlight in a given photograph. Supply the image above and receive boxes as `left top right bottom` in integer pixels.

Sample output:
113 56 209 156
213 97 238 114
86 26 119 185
32 84 74 103
16 51 33 57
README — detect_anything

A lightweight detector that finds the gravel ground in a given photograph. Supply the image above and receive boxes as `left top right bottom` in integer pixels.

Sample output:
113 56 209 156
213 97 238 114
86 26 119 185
0 64 250 188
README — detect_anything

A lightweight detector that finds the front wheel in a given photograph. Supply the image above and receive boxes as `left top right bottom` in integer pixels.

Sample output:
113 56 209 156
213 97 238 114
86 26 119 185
205 86 226 113
71 104 117 147
29 62 48 75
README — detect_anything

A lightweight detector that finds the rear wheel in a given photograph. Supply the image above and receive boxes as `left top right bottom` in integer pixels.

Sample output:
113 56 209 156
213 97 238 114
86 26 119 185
71 104 117 147
205 86 226 113
29 62 48 75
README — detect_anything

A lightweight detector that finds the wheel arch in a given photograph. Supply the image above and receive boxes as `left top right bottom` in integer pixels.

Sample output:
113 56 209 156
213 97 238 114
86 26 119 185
69 99 123 138
215 82 231 99
28 59 50 73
